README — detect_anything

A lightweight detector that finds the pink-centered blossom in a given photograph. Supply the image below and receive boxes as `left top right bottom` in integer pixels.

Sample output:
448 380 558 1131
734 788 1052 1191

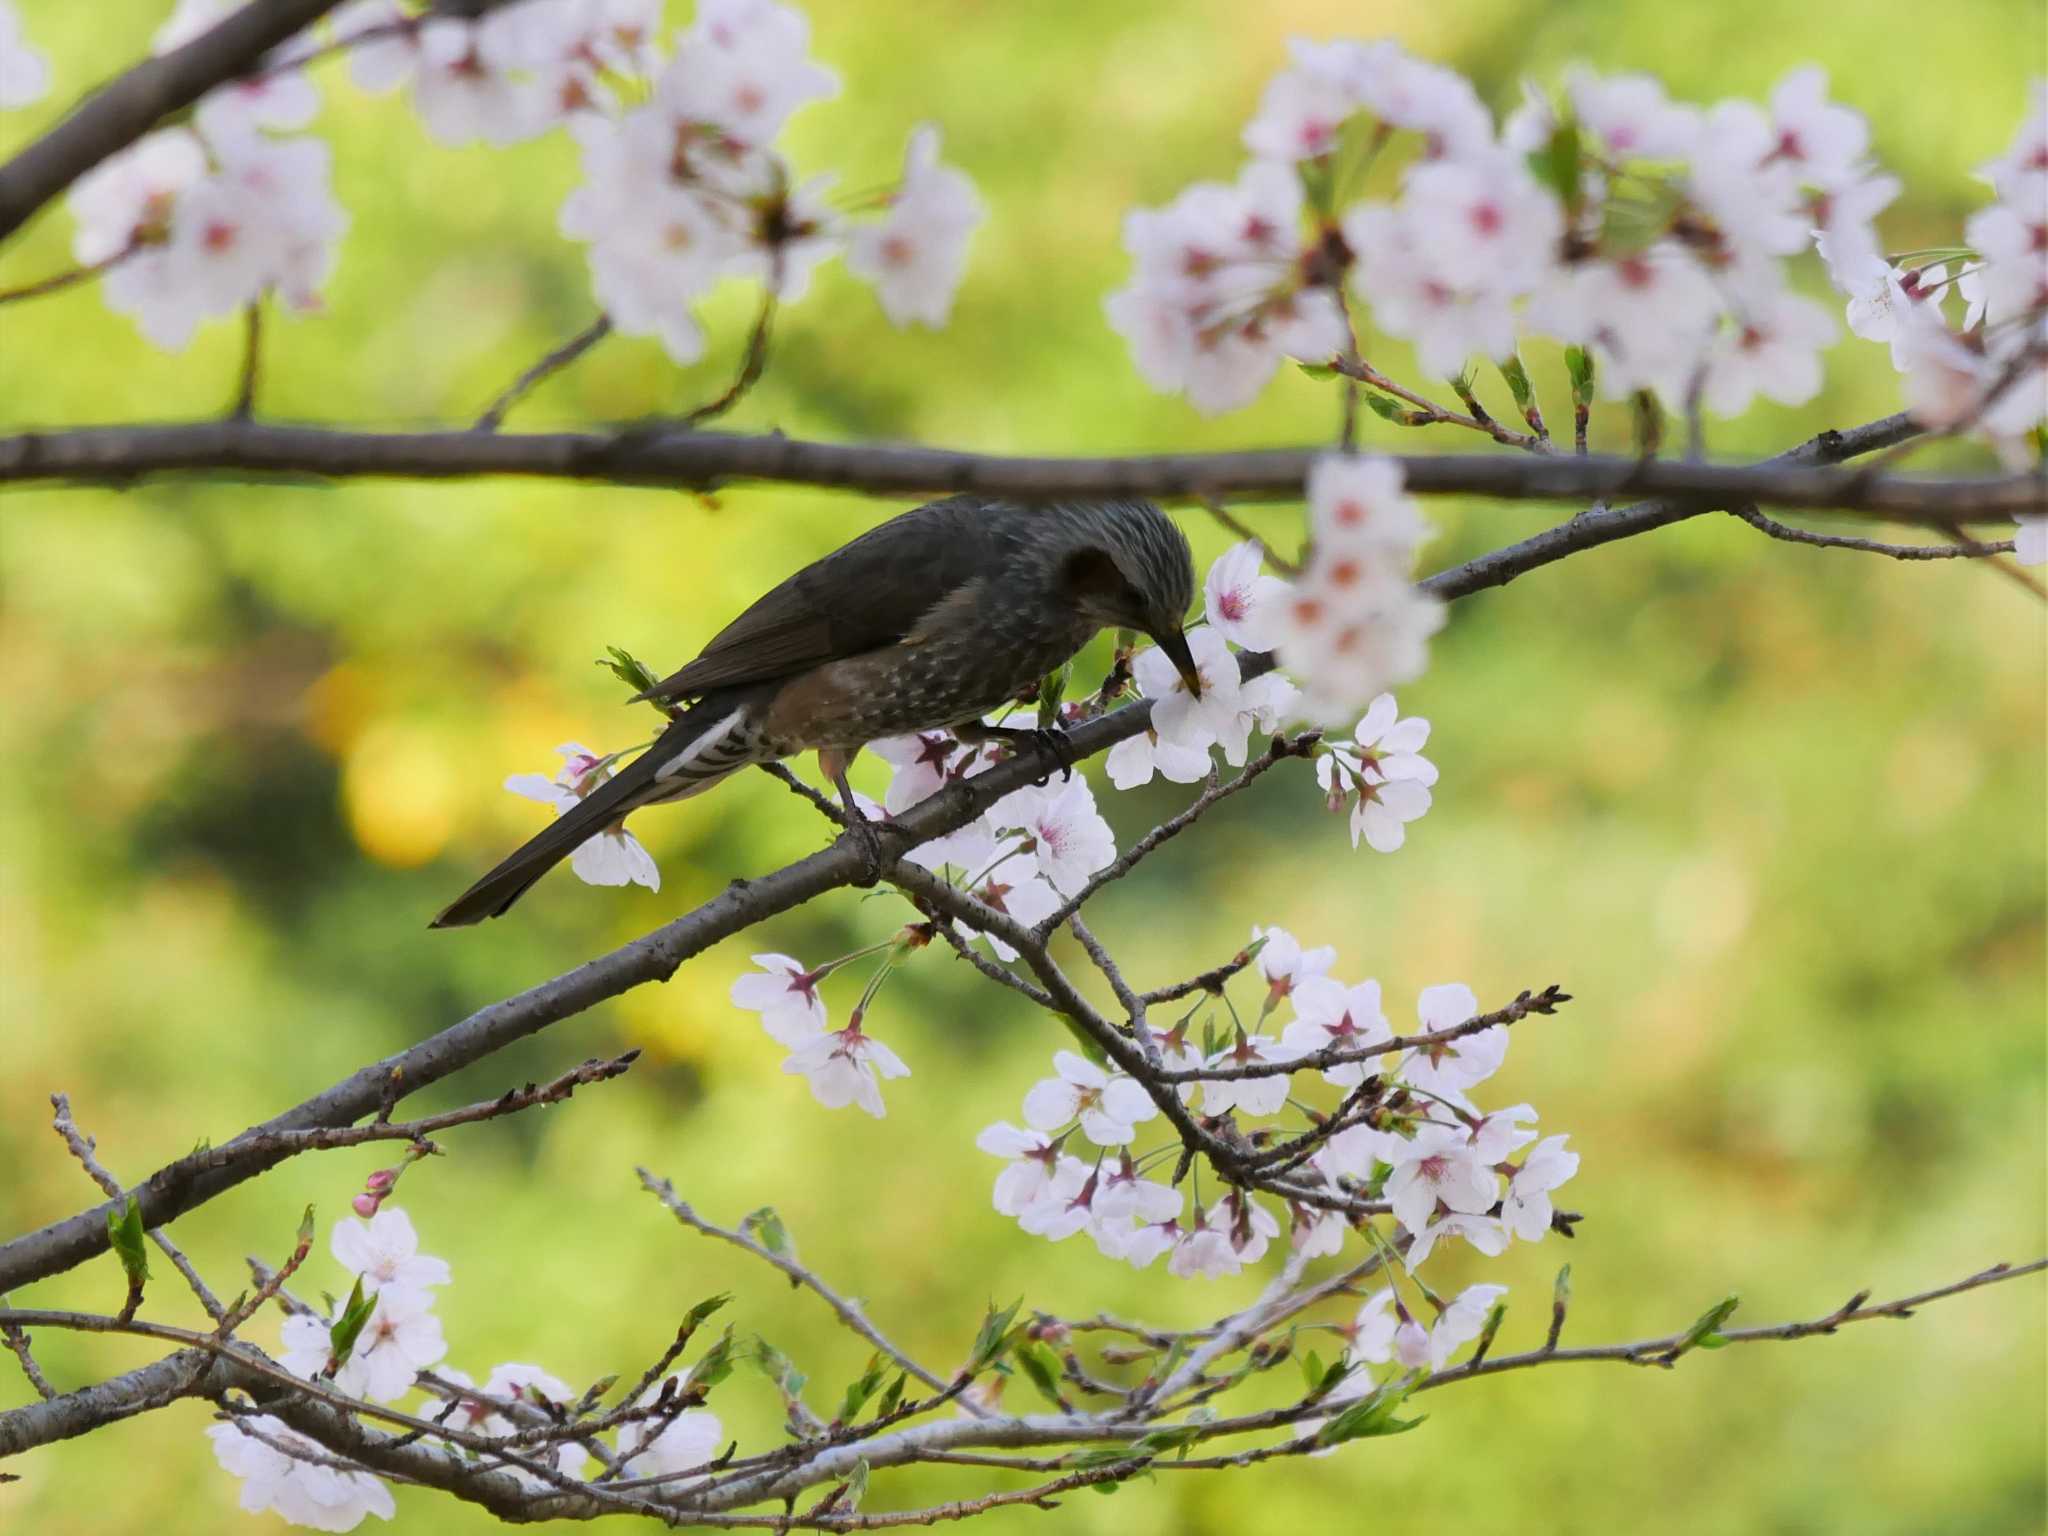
505 742 660 893
1398 982 1508 1098
847 125 985 328
1021 1050 1159 1147
781 1019 910 1117
731 952 827 1044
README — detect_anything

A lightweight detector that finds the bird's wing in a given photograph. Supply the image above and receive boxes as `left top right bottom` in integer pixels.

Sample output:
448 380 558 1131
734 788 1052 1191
636 497 1013 703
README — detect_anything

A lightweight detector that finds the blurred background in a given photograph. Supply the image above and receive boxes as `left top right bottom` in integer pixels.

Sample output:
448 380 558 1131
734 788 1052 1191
2 1 2043 1531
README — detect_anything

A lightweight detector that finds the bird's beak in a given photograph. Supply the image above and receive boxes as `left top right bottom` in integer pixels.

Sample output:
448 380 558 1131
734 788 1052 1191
1156 627 1202 698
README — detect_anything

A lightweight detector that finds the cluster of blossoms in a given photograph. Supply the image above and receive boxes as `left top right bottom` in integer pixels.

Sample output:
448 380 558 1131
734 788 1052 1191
1109 43 1904 419
554 0 983 360
1823 83 2046 562
973 926 1577 1298
57 0 984 359
1277 455 1444 722
0 0 49 110
208 1205 722 1530
63 0 347 348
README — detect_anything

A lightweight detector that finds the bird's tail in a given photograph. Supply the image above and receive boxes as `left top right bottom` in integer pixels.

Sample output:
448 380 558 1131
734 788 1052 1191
430 702 760 928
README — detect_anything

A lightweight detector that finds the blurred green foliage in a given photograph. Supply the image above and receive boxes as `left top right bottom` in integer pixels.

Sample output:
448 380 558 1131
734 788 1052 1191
2 3 2043 1533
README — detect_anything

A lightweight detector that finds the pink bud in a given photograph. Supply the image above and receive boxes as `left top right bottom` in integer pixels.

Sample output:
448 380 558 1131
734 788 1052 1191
363 1168 397 1195
351 1194 381 1218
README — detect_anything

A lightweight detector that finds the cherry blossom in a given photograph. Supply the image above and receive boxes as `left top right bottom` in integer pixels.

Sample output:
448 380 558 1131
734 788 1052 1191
1976 81 2048 211
1244 39 1491 165
1022 1050 1159 1147
1398 981 1508 1098
666 0 838 150
158 0 321 139
1344 148 1563 376
782 1019 910 1117
280 1290 446 1404
1278 456 1443 723
0 1 49 109
1697 278 1837 415
1526 243 1722 400
1105 158 1347 415
1404 1209 1509 1267
991 776 1115 896
208 1416 396 1532
1251 925 1337 1011
1281 975 1392 1086
1831 257 1957 367
1145 626 1251 759
1566 69 1702 160
1093 1154 1183 1229
504 742 660 893
1502 1134 1581 1241
1412 1282 1509 1371
1211 1189 1283 1264
1766 67 1870 192
975 1122 1065 1215
1384 1122 1501 1236
1015 1156 1097 1240
477 1362 591 1482
1200 1033 1297 1118
955 852 1063 962
2015 517 2047 567
847 126 986 328
1203 540 1290 651
330 1207 451 1298
731 952 828 1044
1165 1214 1244 1279
70 130 208 266
617 1394 724 1483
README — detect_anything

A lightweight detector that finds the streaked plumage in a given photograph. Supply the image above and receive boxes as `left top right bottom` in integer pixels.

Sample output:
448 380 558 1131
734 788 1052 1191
431 495 1195 927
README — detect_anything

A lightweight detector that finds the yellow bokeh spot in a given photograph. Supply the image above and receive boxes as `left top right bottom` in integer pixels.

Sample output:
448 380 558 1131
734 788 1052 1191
342 722 458 869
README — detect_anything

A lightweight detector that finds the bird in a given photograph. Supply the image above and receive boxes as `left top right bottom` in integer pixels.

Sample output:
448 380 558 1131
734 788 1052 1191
430 493 1200 927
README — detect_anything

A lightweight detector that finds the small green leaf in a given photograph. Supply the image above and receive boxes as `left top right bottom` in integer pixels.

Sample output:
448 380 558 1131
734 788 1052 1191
871 1371 907 1420
683 1292 733 1332
843 1458 870 1509
968 1298 1023 1374
1013 1339 1067 1410
106 1197 150 1289
295 1205 316 1248
327 1277 376 1372
1564 345 1596 405
750 1337 809 1402
1670 1294 1740 1359
1298 1347 1326 1394
1315 1379 1428 1447
1363 390 1406 422
1524 116 1584 214
1130 1424 1204 1457
597 644 662 696
1497 353 1535 412
741 1208 799 1286
1295 360 1340 381
837 1353 887 1424
681 1325 738 1398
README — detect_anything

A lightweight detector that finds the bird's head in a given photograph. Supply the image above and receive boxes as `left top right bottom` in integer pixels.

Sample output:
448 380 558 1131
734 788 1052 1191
1055 501 1201 696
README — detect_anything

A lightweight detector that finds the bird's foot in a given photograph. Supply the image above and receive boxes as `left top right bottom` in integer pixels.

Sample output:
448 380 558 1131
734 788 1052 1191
846 811 887 887
966 723 1076 784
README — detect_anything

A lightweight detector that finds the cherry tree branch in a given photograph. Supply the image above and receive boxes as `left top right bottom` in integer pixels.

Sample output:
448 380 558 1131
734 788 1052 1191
2 415 2038 521
0 0 349 243
638 1173 955 1400
0 411 1936 1303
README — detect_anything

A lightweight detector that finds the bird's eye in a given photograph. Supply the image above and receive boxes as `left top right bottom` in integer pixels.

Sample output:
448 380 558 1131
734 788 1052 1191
1059 547 1133 606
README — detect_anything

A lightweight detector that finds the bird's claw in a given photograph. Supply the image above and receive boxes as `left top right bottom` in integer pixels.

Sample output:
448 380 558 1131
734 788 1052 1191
1028 726 1077 784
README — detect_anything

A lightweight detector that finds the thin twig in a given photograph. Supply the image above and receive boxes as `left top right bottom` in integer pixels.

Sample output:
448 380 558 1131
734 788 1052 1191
1729 504 2018 561
637 1175 954 1400
1331 356 1551 453
1 1319 55 1400
0 244 137 305
474 316 613 432
679 291 776 428
230 301 262 419
49 1093 225 1321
